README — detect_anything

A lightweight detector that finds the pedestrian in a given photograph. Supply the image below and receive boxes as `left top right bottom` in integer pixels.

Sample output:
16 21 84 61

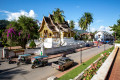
98 40 100 48
62 53 66 57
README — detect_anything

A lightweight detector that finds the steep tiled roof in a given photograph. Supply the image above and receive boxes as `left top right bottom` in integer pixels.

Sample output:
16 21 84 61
44 16 56 32
39 14 73 33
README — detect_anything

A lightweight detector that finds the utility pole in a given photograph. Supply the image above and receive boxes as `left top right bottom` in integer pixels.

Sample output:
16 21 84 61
115 32 116 41
104 35 105 51
80 43 82 64
59 25 61 46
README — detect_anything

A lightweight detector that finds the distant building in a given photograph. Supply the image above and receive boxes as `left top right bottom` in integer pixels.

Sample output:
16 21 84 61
80 33 94 40
95 31 114 42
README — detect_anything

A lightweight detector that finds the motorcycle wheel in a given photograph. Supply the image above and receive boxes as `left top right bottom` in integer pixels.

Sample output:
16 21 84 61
61 67 65 71
31 65 35 69
9 61 11 64
17 62 20 66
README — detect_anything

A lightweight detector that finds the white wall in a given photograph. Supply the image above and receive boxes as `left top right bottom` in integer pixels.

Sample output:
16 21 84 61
115 43 120 48
27 38 87 48
8 48 42 57
44 38 53 48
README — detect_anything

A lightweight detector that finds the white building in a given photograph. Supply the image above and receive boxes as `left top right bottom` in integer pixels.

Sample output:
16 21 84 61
95 31 114 42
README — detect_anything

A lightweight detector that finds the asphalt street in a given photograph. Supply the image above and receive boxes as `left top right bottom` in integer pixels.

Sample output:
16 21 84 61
0 44 113 80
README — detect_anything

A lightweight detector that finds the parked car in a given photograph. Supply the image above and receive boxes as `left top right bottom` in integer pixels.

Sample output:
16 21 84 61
52 57 74 71
17 54 31 66
31 55 48 69
86 43 90 47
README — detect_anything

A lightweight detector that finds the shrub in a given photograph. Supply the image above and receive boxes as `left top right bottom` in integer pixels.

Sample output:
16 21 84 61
73 34 79 40
88 39 93 41
29 40 36 48
115 40 120 43
81 48 113 80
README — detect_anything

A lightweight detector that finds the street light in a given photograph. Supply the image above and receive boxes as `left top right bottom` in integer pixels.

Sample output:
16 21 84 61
80 43 82 64
115 32 116 41
104 35 105 51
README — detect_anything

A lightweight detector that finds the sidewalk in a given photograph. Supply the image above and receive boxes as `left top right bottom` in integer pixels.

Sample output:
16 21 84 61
108 48 120 80
47 45 97 59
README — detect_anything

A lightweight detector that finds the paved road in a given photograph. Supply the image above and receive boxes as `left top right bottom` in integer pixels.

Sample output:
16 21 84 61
0 44 113 80
0 47 3 60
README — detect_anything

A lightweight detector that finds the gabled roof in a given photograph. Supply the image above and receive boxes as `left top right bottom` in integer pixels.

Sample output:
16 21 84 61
38 14 73 33
44 16 56 32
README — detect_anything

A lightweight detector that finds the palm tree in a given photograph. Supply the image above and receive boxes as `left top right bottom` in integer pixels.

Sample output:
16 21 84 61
53 8 65 46
69 20 75 29
78 12 93 32
53 8 65 24
84 12 93 32
78 17 87 31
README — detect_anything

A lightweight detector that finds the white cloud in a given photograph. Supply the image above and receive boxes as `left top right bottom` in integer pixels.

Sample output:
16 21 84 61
98 26 105 31
98 26 113 34
0 10 36 21
85 26 113 33
90 27 96 32
74 22 81 30
67 20 70 24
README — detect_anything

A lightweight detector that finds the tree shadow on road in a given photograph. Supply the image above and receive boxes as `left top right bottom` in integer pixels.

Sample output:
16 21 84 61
0 66 29 80
60 62 79 72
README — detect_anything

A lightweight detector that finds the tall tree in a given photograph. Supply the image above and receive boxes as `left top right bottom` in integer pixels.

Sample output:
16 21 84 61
52 8 65 46
53 8 65 24
0 20 10 40
84 12 93 32
78 17 87 31
78 12 93 32
110 19 120 40
69 20 75 29
2 15 39 48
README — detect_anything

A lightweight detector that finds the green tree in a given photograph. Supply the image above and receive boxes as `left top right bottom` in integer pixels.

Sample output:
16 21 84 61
29 40 36 48
52 8 65 46
84 12 93 32
0 20 9 29
78 17 87 31
2 15 39 48
69 20 75 29
110 19 120 40
73 33 80 40
53 8 65 24
78 12 93 32
0 20 10 41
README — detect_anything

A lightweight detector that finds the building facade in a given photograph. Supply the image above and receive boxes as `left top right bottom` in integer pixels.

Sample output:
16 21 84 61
38 14 75 39
95 31 114 42
38 14 75 48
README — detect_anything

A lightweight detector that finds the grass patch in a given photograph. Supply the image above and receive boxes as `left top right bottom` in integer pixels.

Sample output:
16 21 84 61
57 47 114 80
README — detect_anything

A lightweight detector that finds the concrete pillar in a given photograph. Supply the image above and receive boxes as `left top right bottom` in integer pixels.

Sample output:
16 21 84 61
2 47 8 58
41 44 44 55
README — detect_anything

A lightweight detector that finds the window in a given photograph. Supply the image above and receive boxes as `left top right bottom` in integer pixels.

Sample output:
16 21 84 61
49 33 52 36
68 33 70 37
65 59 71 62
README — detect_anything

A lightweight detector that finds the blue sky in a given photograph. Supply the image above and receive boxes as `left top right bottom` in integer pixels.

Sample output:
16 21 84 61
0 0 120 33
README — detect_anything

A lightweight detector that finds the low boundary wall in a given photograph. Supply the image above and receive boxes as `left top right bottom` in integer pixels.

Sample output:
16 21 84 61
91 47 119 80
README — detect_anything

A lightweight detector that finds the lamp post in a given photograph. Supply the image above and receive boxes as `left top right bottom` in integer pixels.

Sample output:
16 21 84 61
115 32 116 41
41 37 45 56
104 35 105 51
80 43 82 64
